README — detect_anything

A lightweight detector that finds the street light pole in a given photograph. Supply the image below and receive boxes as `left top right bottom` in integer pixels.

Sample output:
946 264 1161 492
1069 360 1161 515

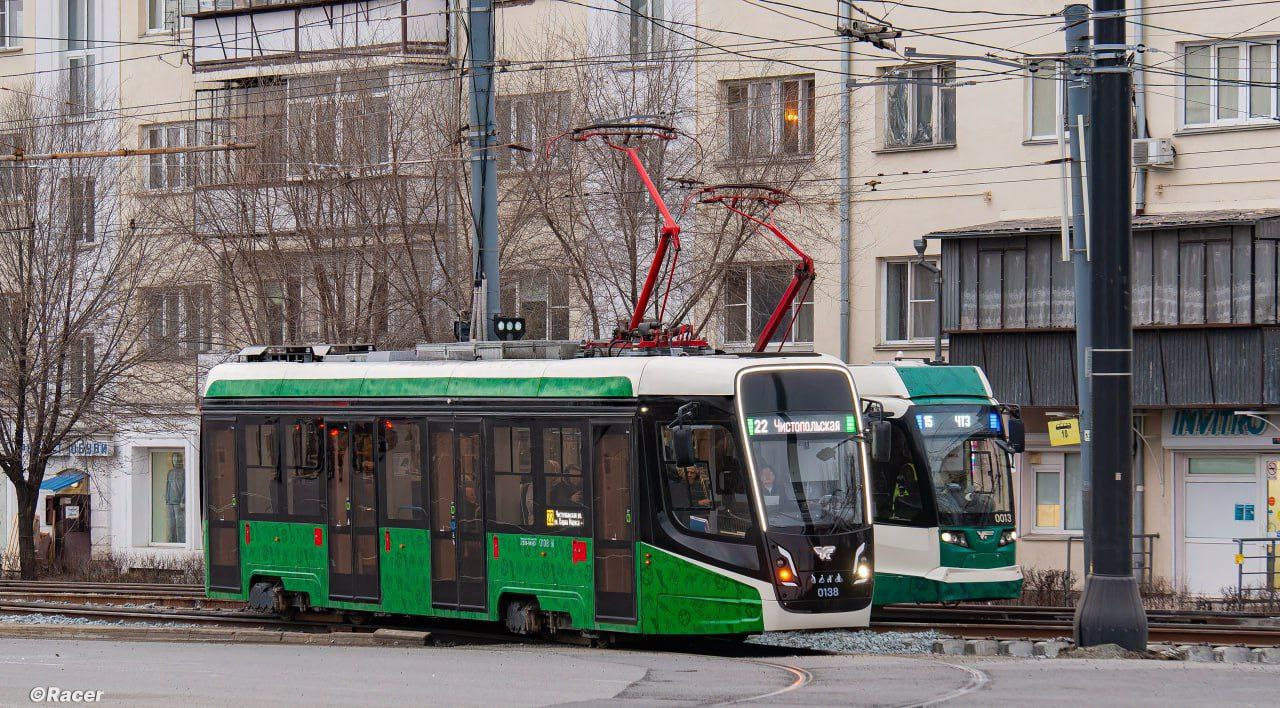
1072 0 1149 650
467 0 500 341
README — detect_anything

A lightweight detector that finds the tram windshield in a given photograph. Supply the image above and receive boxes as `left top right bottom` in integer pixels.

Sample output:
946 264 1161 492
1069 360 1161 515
739 368 866 533
908 405 1015 527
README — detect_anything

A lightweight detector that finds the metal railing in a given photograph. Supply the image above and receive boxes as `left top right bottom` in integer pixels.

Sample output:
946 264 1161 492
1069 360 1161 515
1065 533 1159 585
1232 537 1280 605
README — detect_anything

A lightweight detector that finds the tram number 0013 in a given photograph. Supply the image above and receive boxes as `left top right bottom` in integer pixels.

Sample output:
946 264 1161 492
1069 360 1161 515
993 512 1013 525
816 586 841 598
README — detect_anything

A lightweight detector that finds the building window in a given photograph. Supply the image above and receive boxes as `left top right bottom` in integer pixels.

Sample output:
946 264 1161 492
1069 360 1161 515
67 335 94 398
144 286 212 357
262 279 302 344
1183 41 1277 127
1032 451 1082 533
0 0 20 48
150 449 186 544
502 271 570 340
883 258 939 344
723 263 813 345
946 234 1075 331
148 0 196 33
65 177 95 242
144 123 193 190
1027 59 1063 141
725 76 816 160
67 56 95 118
624 0 662 59
495 92 567 170
286 71 390 175
883 63 955 149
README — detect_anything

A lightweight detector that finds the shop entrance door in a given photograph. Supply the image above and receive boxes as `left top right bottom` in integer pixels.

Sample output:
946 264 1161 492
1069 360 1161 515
203 418 240 593
1182 455 1262 595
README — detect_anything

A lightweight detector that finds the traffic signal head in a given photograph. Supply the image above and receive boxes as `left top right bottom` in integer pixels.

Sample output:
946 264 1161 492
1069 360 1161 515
492 315 526 341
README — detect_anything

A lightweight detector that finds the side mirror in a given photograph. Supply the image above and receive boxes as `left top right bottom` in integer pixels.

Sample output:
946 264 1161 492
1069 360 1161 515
1007 417 1025 453
672 427 697 468
871 421 892 463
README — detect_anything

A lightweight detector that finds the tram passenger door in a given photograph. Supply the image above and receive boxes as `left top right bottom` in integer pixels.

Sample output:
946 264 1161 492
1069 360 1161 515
593 424 636 623
430 422 487 611
327 421 381 603
203 418 240 593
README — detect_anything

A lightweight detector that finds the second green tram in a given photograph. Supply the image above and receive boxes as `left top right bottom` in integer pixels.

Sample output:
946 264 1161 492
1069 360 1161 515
849 362 1024 605
201 346 875 638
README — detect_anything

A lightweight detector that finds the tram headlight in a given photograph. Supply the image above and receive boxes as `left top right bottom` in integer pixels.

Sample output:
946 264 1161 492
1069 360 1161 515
856 562 872 581
940 530 970 548
773 547 800 588
999 529 1017 546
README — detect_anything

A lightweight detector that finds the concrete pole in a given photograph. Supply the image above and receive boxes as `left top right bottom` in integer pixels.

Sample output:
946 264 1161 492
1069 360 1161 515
467 0 501 340
1064 2 1093 577
1072 0 1149 650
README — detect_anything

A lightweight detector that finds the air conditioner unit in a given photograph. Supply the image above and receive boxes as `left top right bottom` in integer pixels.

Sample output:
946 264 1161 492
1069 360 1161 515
1133 138 1175 168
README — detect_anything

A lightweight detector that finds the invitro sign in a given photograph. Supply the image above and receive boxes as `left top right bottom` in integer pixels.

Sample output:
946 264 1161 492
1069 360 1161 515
1166 410 1269 438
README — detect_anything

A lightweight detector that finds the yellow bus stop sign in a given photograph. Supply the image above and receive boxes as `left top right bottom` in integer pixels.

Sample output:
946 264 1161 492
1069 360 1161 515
1049 418 1081 447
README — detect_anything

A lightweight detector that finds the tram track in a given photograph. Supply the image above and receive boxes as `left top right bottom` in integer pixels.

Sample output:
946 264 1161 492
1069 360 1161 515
873 603 1280 646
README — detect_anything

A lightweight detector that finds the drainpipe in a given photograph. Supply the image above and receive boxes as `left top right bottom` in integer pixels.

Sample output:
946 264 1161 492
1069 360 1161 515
1133 415 1145 580
1133 0 1149 214
838 0 852 363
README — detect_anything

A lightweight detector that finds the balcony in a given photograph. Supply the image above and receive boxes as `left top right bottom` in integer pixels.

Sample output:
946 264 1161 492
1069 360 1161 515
191 0 449 72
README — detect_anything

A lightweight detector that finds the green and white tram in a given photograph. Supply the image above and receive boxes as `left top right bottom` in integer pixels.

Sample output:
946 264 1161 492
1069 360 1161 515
849 362 1023 605
201 344 874 638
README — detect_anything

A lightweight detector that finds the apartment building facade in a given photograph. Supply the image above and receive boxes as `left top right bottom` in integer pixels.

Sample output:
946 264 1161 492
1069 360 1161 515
840 1 1280 594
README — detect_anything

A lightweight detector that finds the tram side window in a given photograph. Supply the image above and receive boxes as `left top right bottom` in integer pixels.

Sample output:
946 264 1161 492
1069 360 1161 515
661 426 754 539
540 422 586 522
284 418 323 519
243 418 279 516
871 424 930 526
381 419 425 524
491 425 534 527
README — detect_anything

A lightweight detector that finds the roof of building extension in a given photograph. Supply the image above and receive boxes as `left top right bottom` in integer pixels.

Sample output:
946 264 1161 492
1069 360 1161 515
929 208 1280 240
40 470 86 493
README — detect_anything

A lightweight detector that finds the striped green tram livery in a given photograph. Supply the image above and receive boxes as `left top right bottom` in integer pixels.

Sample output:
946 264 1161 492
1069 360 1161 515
850 361 1024 605
201 345 875 638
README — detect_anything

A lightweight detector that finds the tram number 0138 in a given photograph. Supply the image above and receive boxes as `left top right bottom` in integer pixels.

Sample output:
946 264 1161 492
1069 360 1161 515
816 586 841 598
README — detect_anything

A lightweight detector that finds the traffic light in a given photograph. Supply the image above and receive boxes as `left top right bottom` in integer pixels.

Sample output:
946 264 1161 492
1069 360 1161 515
493 315 526 341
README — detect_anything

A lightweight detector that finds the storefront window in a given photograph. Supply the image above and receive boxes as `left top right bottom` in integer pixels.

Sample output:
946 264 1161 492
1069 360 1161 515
150 450 186 544
1188 457 1255 475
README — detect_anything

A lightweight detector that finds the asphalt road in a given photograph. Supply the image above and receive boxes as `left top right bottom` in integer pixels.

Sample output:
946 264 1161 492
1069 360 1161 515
0 638 1277 706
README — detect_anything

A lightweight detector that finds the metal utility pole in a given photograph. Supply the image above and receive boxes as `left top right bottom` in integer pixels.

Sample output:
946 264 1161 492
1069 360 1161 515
1062 2 1094 578
467 0 500 340
838 0 852 363
1072 0 1148 650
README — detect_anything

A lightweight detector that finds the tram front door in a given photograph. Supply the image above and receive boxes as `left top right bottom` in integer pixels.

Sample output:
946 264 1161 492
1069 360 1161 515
327 421 381 603
430 422 488 611
593 424 636 623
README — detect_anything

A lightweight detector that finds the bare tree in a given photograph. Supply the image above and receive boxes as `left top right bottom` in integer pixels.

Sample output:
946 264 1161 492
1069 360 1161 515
497 16 843 345
153 61 468 351
0 81 195 578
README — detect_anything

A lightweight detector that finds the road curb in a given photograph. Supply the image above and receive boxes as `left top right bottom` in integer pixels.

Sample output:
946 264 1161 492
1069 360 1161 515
0 622 430 647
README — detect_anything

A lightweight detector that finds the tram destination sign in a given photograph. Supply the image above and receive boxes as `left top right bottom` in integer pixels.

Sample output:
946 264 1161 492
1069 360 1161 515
746 414 858 437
